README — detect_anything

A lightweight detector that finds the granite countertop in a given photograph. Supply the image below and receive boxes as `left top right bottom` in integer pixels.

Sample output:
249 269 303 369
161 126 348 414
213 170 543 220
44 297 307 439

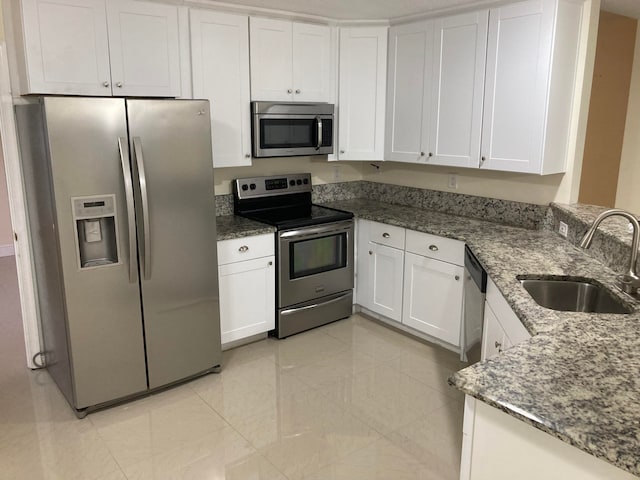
216 215 275 241
322 198 640 477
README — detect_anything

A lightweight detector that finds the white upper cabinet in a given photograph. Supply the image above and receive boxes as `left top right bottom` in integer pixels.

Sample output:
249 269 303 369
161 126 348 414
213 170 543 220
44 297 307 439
18 0 112 96
428 11 488 168
386 11 487 167
249 17 332 102
385 21 433 163
338 26 388 161
190 10 251 168
106 0 181 97
12 0 182 96
480 0 583 174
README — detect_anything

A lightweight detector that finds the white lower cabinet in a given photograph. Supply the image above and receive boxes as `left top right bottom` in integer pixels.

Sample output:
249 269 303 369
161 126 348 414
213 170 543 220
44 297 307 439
365 242 405 321
403 252 464 345
217 234 274 346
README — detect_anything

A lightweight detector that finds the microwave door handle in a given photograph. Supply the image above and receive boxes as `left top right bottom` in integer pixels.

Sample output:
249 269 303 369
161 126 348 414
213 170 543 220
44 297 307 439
316 116 322 150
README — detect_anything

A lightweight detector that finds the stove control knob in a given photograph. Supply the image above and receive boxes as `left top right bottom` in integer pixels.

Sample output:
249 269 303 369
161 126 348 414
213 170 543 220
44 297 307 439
289 180 296 186
250 183 256 190
241 184 249 191
303 178 309 184
296 179 302 185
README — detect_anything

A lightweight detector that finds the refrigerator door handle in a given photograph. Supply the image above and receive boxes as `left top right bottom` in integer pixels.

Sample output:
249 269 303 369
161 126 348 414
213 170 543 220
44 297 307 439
133 137 151 280
118 137 137 283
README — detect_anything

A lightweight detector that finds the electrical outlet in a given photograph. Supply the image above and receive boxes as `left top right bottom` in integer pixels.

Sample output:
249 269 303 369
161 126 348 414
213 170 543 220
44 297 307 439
448 174 458 189
559 221 568 238
332 165 340 182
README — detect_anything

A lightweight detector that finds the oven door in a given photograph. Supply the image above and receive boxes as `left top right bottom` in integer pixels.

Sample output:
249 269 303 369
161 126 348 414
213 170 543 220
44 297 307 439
253 114 333 157
278 220 354 307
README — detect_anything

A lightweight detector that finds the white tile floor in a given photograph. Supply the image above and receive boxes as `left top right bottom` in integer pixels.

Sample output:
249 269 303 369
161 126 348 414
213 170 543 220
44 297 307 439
0 255 466 479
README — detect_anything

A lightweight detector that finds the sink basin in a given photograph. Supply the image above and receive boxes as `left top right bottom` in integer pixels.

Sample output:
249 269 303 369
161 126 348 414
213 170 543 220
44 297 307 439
518 277 633 314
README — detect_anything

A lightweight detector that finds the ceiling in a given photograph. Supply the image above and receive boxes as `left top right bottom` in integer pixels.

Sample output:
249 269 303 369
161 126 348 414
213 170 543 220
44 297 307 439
202 0 640 20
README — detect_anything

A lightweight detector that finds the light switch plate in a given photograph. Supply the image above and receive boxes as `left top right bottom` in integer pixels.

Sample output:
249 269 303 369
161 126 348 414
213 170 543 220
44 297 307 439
448 174 458 189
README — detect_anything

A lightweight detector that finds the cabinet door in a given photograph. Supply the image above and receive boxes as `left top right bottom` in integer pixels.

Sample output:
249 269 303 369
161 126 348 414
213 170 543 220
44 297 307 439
106 0 181 97
249 17 293 101
428 11 488 168
190 10 251 168
480 301 505 361
20 0 112 95
385 21 433 163
338 26 388 161
365 242 404 321
480 0 553 173
292 23 332 102
402 252 463 345
218 256 275 345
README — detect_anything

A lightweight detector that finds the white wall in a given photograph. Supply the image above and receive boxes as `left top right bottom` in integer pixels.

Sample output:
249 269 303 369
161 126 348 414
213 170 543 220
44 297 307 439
615 24 640 215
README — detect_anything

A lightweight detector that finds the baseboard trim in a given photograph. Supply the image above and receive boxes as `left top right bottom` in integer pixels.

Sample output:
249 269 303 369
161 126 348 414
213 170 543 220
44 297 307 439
0 244 14 257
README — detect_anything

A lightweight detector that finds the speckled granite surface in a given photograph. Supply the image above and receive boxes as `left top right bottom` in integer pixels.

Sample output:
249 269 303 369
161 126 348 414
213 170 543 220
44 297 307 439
321 198 640 477
216 215 274 241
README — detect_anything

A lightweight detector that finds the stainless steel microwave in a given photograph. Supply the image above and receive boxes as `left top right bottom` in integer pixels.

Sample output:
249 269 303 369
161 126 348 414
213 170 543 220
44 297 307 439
251 101 334 158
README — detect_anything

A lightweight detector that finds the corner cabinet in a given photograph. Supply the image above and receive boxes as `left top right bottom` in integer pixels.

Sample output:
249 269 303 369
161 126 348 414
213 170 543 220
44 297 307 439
249 17 332 102
385 0 583 174
10 0 182 96
217 234 275 347
338 26 388 161
190 10 252 168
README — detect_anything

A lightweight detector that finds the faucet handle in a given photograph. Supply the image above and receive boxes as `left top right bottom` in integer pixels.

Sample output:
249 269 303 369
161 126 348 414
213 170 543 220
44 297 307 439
618 274 640 296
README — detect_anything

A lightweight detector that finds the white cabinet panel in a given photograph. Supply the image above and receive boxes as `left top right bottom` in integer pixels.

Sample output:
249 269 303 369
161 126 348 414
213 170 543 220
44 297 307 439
191 10 251 168
481 301 506 361
366 242 404 321
249 17 293 101
106 0 181 97
429 11 487 168
338 26 387 160
402 252 463 345
292 22 331 102
20 0 112 95
218 256 275 345
385 21 432 163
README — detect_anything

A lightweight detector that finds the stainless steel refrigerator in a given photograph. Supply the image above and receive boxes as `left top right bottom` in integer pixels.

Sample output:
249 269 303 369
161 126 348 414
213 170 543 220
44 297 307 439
16 97 221 416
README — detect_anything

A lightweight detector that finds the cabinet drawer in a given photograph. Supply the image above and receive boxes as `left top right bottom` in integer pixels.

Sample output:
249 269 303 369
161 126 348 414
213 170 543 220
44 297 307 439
405 230 464 266
367 221 405 249
217 233 274 265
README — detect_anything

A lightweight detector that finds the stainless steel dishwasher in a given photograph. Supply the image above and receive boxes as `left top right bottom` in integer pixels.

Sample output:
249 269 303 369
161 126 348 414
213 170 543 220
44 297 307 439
462 246 487 363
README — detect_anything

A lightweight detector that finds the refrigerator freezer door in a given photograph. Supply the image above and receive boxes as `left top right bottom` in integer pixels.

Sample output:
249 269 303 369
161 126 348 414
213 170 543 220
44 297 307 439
41 97 148 408
126 99 221 388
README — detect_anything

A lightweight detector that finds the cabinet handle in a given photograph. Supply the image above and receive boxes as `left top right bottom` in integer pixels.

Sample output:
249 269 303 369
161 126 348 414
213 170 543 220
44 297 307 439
340 150 345 154
382 233 390 238
428 152 433 157
420 152 425 156
287 89 293 94
268 261 273 266
368 250 373 255
295 89 301 94
116 82 123 88
481 156 486 164
429 244 438 251
238 245 249 252
495 341 503 353
245 154 250 158
103 81 110 87
454 275 460 281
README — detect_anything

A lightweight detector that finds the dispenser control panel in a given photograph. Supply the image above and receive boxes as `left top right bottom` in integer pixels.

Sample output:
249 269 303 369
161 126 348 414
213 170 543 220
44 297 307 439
72 195 116 219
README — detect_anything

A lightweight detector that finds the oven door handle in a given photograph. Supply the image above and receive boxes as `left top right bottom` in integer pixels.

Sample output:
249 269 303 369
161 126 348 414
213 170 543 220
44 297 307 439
279 221 352 240
280 292 351 316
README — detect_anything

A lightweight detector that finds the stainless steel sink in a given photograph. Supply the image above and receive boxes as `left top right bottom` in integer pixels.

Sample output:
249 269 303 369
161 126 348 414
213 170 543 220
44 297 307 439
518 277 634 314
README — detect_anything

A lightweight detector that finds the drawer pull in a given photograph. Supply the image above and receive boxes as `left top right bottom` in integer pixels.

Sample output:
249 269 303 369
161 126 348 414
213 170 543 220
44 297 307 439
238 245 249 253
369 250 373 255
455 275 460 281
382 233 390 238
268 261 273 266
495 341 503 353
429 244 438 251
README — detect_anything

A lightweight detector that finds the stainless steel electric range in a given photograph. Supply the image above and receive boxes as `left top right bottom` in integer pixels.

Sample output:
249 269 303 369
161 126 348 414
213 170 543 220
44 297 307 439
233 173 354 338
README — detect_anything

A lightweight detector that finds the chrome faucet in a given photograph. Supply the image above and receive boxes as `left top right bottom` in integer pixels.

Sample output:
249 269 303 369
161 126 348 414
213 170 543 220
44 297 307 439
579 209 640 296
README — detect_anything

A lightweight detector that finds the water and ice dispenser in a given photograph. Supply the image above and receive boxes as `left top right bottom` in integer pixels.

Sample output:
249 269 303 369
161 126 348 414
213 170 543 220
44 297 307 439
72 195 120 269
